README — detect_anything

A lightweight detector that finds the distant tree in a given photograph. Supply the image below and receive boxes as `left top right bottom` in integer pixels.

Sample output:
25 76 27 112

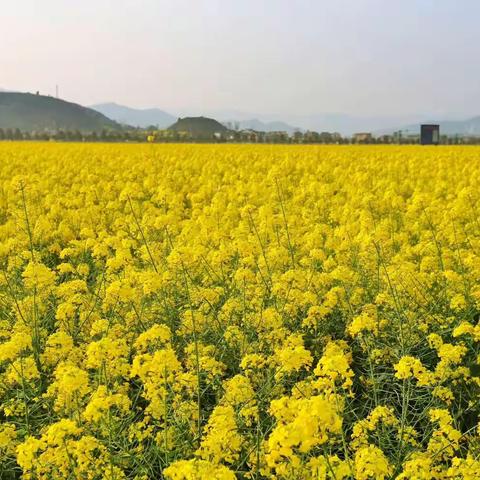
0 129 4 140
13 128 22 140
293 131 303 143
318 132 333 143
99 129 108 142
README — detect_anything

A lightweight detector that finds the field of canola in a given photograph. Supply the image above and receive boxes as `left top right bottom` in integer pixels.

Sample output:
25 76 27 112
1 142 480 479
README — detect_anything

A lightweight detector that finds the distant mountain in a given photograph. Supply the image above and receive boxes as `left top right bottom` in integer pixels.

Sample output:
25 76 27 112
184 109 307 133
380 116 480 136
91 102 176 128
198 109 428 135
0 92 121 132
168 116 228 137
223 118 301 134
113 104 432 135
283 113 434 136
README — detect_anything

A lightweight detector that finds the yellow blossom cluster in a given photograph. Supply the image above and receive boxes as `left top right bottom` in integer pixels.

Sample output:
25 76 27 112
1 143 480 479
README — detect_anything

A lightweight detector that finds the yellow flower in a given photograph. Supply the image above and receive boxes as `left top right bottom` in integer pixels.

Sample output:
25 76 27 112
273 333 313 379
354 445 392 480
5 355 39 385
22 261 56 292
46 362 90 413
163 459 236 480
450 293 467 311
86 335 129 377
348 304 378 337
83 385 131 422
394 356 434 385
398 452 433 479
134 323 171 352
196 405 242 464
0 326 32 362
0 423 17 455
266 394 343 475
314 340 354 389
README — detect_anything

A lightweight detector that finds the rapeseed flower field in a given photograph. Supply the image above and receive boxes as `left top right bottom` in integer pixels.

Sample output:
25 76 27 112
1 142 480 479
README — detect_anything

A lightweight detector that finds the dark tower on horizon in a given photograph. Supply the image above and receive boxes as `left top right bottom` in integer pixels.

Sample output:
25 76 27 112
420 124 440 145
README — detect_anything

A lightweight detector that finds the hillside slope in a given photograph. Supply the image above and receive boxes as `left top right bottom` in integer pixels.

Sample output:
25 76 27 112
0 92 122 132
168 116 229 136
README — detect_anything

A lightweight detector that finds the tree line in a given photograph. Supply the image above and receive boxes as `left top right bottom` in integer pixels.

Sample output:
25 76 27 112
0 127 478 145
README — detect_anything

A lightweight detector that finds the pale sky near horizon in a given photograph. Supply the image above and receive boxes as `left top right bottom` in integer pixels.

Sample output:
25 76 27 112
2 0 480 118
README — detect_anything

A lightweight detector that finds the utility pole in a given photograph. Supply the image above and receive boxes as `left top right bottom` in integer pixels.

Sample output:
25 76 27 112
56 85 59 99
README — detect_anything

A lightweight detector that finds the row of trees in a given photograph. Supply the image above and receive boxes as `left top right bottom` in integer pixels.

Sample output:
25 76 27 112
1 127 479 145
0 128 173 143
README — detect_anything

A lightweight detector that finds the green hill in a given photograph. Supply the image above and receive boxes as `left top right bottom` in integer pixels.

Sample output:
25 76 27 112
168 116 229 137
0 92 122 132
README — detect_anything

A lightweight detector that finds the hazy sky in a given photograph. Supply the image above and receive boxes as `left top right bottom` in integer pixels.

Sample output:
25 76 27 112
2 0 480 117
